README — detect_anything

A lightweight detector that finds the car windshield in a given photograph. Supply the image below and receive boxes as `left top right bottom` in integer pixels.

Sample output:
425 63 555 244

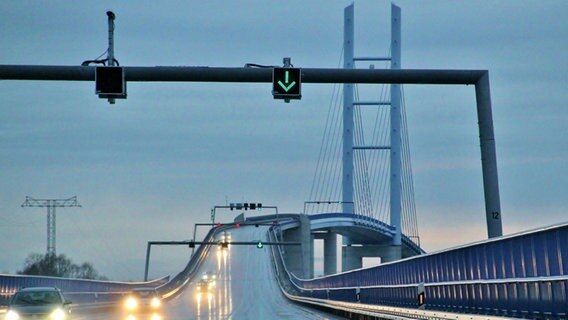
13 291 62 306
132 290 155 298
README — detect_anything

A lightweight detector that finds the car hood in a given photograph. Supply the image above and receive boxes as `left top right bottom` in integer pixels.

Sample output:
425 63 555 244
9 304 63 315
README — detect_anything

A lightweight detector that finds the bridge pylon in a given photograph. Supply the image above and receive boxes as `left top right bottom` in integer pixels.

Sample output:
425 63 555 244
341 3 403 272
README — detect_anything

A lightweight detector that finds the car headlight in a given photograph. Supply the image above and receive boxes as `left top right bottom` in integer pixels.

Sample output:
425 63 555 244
151 297 161 308
125 296 138 310
50 308 66 320
150 314 162 320
5 310 20 320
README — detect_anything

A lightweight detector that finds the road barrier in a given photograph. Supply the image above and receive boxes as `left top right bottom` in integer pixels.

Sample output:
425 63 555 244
270 222 568 319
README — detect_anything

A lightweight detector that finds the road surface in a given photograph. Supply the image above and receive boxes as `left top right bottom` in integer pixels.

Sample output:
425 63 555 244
73 225 343 319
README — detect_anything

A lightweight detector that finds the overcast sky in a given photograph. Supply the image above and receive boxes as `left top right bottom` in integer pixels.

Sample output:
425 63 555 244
1 1 567 280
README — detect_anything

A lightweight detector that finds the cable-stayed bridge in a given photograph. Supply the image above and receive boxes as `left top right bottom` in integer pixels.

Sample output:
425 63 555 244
1 3 566 320
1 220 566 319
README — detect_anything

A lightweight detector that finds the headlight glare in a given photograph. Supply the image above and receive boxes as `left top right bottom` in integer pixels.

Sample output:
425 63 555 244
125 296 138 310
49 308 66 320
151 297 161 308
5 310 20 320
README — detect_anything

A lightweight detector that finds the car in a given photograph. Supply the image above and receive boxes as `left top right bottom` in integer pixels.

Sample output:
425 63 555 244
195 280 214 294
4 287 71 320
196 271 217 294
201 271 217 283
123 288 161 313
221 231 231 243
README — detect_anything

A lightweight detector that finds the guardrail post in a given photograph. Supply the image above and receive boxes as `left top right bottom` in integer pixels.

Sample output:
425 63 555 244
417 282 425 309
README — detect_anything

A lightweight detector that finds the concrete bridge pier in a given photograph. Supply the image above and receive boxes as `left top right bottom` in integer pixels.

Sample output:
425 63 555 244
313 231 338 276
323 232 337 275
282 214 314 279
342 244 402 271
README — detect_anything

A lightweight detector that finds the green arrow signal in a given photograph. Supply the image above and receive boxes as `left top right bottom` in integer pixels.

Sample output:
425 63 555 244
277 71 296 92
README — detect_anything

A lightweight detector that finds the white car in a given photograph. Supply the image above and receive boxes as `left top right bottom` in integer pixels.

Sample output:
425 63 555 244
5 287 72 320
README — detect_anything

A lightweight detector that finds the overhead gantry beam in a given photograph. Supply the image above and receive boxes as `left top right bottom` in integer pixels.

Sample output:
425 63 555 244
0 65 502 238
1 65 485 84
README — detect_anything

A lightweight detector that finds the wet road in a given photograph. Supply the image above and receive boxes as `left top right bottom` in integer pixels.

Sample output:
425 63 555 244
73 225 343 320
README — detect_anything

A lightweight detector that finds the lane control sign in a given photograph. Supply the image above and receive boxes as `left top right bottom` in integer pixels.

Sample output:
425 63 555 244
272 67 301 100
96 66 127 99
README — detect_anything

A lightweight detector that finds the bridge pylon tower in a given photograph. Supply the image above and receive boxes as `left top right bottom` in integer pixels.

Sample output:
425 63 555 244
21 196 82 256
341 3 403 271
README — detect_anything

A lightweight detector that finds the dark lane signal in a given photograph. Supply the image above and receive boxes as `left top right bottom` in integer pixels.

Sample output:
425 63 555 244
272 67 302 101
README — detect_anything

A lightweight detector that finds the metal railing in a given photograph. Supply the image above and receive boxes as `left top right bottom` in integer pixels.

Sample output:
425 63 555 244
0 274 168 305
0 225 223 306
270 222 568 319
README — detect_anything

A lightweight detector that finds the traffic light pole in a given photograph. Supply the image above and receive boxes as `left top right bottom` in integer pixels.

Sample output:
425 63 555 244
0 65 502 238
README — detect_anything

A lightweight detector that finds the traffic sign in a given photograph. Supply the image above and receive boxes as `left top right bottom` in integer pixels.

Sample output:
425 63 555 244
95 66 126 99
272 67 301 100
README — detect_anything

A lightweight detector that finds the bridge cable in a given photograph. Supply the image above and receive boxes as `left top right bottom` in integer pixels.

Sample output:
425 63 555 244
308 46 344 213
370 78 391 223
353 85 368 215
322 77 342 213
401 85 420 244
328 84 344 213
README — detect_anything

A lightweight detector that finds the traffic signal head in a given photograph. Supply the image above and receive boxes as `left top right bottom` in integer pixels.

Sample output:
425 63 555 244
256 241 263 249
235 223 240 228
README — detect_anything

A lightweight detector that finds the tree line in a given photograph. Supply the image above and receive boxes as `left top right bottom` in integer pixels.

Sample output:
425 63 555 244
18 253 107 280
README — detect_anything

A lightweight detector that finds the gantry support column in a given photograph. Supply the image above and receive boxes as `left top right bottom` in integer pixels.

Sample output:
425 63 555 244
475 73 503 238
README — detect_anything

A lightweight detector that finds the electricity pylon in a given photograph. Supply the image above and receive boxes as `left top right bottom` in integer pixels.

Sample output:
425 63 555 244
21 196 81 256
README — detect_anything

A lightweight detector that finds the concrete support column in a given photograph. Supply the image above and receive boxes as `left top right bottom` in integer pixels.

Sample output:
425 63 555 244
342 246 363 271
342 3 355 216
390 4 402 246
282 214 313 278
323 232 337 275
342 244 402 271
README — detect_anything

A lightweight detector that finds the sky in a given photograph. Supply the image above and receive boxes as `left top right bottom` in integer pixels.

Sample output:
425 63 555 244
1 1 567 280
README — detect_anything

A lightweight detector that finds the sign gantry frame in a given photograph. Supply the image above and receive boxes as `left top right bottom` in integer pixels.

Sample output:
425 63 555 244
0 64 502 239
